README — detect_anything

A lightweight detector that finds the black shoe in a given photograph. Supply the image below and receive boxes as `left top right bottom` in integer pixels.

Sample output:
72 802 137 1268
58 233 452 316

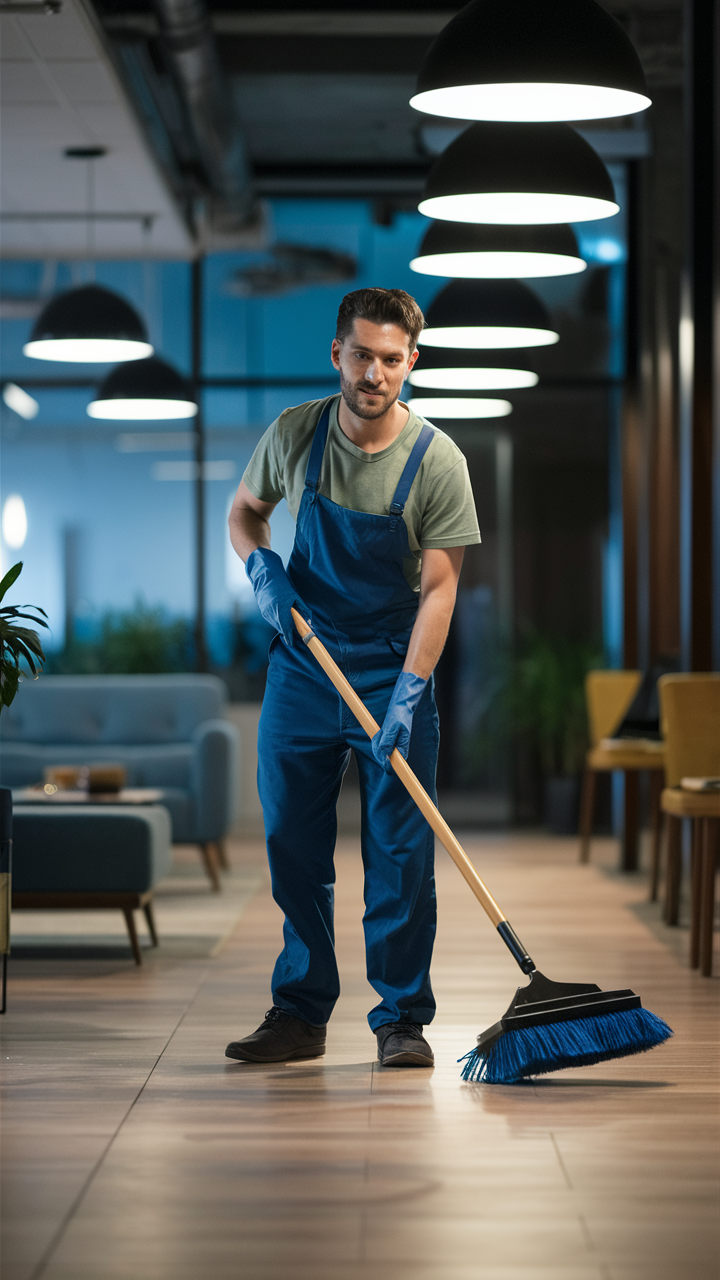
225 1007 327 1063
375 1021 434 1067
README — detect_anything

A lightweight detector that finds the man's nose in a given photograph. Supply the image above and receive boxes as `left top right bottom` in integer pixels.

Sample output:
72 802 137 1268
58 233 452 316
364 361 382 383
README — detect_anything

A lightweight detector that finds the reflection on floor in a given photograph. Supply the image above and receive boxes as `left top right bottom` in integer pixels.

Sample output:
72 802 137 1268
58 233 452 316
2 833 718 1280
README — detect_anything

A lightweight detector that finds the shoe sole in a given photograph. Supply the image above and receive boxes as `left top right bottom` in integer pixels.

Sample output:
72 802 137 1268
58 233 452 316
378 1050 434 1067
225 1044 326 1063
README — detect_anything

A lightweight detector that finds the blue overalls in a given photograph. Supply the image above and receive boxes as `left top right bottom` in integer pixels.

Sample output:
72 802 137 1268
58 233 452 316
257 398 439 1031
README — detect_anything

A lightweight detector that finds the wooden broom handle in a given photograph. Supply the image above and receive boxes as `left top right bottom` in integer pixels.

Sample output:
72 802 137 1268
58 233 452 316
291 608 505 928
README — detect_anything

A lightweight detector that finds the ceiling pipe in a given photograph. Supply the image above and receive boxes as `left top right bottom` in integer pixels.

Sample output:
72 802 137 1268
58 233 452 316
151 0 256 234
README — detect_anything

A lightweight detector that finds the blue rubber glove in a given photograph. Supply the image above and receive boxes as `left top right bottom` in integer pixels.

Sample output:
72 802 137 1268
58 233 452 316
372 671 428 775
246 547 310 646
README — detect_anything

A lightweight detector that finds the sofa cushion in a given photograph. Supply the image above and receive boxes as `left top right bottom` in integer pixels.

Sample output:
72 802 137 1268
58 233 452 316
0 743 194 790
0 675 227 745
12 805 173 894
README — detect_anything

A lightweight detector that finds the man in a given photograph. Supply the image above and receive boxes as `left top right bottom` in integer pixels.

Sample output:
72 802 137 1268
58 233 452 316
226 288 480 1068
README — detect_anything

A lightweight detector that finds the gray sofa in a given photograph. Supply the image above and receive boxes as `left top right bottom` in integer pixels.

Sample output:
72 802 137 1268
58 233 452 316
0 675 239 887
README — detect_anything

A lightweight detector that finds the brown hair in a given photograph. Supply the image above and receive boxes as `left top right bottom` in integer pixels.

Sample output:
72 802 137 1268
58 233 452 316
336 287 425 350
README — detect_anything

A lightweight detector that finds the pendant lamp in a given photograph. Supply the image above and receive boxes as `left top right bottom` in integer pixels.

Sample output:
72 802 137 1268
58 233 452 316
409 346 538 391
409 396 512 419
87 356 197 420
421 280 558 349
411 221 586 279
410 0 650 122
24 285 153 363
419 122 618 225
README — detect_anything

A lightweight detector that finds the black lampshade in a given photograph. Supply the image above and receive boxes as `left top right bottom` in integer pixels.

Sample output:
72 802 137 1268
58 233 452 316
87 356 197 420
422 279 558 348
411 0 650 122
419 122 618 225
410 342 539 390
24 285 153 364
411 220 585 278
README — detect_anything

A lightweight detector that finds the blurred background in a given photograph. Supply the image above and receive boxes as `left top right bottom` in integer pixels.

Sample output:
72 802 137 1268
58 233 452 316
0 0 715 831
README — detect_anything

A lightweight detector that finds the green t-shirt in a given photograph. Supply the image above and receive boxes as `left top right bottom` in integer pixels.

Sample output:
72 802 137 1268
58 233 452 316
242 395 481 592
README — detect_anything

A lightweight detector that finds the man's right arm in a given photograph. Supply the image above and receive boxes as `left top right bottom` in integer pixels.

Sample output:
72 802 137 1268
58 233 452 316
228 481 277 563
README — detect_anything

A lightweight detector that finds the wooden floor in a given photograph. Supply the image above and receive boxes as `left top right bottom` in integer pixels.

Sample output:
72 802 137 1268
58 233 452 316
2 832 719 1280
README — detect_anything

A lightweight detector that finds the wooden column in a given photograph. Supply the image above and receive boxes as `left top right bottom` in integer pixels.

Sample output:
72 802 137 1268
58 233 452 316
649 260 681 660
622 161 642 872
679 0 718 672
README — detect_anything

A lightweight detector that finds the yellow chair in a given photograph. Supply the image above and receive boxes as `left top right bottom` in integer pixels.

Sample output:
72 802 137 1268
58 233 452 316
579 670 666 879
658 674 720 976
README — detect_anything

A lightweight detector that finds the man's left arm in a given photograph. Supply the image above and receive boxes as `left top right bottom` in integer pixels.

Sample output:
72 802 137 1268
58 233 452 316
371 547 464 772
404 546 464 679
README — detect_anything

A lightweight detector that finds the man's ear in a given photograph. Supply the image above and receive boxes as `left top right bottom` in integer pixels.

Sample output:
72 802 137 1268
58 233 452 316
330 338 342 370
406 347 420 374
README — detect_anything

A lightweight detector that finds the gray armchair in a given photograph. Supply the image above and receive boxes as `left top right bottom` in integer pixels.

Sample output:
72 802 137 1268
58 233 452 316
0 674 239 888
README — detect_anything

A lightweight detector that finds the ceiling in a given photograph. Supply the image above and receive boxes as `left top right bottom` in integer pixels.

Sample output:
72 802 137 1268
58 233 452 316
0 0 683 257
0 0 193 256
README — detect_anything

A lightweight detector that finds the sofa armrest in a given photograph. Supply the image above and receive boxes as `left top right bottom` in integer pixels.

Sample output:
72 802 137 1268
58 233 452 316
191 719 239 841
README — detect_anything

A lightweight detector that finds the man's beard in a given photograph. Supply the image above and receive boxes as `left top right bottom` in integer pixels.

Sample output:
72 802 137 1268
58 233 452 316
339 369 398 420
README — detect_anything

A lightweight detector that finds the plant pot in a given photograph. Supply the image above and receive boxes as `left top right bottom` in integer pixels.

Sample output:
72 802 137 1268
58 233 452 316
543 775 581 835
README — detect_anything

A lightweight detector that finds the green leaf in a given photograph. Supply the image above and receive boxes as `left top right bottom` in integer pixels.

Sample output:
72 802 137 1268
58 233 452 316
0 660 20 710
0 562 23 604
0 606 48 626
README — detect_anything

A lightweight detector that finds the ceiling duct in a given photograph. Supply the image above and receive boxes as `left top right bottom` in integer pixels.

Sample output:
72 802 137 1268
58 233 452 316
226 243 357 298
151 0 256 235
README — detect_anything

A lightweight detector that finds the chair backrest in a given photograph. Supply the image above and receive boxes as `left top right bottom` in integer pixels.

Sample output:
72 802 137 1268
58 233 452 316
585 670 642 747
658 674 720 786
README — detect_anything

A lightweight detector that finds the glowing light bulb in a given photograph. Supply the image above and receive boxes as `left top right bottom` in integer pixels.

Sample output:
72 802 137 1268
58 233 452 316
410 367 537 390
420 326 558 350
2 495 28 549
409 397 512 419
87 398 198 420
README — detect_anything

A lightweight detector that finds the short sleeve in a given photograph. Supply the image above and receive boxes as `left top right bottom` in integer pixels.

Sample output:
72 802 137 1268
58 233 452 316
419 454 481 549
242 416 286 504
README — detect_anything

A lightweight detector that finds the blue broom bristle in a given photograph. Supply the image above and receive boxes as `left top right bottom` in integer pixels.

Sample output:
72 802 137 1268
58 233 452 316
459 1007 673 1084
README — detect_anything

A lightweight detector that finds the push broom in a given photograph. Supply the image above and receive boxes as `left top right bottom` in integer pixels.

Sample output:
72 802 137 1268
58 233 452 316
291 609 672 1084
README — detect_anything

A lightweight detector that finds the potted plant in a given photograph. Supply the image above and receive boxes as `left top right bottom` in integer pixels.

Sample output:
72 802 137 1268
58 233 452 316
0 561 48 1011
509 631 602 833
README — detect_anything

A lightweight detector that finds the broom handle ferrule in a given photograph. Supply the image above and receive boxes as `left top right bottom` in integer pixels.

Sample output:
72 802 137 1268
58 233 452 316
496 921 535 974
291 608 507 931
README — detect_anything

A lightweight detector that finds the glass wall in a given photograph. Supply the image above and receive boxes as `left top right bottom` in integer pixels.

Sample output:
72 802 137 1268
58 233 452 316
1 188 628 814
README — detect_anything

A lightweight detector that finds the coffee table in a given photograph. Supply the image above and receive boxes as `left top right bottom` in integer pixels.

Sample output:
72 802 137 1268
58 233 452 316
12 787 165 805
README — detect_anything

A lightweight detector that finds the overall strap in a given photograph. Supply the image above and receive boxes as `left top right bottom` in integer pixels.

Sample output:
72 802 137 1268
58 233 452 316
388 423 435 528
304 400 334 493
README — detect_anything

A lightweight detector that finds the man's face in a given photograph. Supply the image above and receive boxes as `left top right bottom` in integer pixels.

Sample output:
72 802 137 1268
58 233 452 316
331 319 418 421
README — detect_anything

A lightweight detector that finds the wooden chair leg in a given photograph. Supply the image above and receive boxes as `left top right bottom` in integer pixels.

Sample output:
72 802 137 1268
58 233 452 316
649 771 663 902
690 820 704 968
122 908 143 965
622 771 639 872
143 901 159 948
200 842 221 893
700 819 719 978
215 839 230 870
664 815 682 925
578 768 596 863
